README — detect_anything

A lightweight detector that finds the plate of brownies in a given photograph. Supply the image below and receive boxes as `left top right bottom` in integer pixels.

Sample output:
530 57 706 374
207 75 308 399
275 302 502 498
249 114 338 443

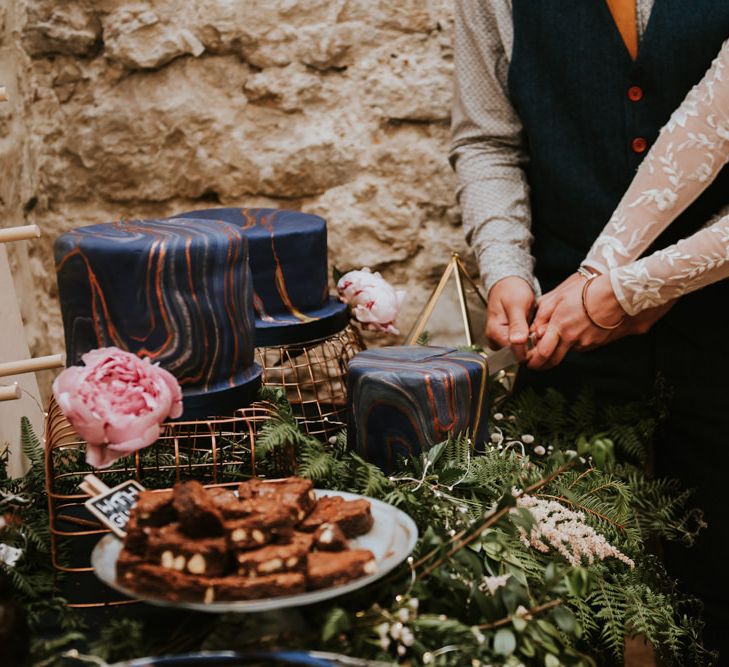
91 476 418 612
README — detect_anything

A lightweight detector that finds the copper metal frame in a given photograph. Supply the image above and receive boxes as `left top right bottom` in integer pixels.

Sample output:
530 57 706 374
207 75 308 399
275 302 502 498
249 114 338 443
44 396 286 607
256 324 365 440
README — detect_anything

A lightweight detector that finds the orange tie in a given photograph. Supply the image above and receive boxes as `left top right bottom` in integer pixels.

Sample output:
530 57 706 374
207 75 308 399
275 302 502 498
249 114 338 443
605 0 639 60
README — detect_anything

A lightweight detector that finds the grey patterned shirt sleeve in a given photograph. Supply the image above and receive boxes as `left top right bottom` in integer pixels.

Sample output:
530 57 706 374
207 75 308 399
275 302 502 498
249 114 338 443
449 0 539 297
450 0 654 298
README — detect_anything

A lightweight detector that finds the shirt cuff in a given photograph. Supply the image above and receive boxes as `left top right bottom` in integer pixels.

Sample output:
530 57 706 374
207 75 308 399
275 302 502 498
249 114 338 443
482 263 541 300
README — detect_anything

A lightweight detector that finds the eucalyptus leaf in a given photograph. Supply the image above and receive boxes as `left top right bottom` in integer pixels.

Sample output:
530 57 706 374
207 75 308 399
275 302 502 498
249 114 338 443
552 606 576 634
493 628 516 655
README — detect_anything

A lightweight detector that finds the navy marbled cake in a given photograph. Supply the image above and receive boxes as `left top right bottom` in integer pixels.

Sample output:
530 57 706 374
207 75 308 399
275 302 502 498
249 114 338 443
54 218 262 417
347 346 489 472
176 208 349 345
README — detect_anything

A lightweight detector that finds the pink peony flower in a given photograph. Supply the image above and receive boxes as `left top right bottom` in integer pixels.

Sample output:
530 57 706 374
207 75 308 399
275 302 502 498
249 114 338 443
337 268 406 335
52 347 183 469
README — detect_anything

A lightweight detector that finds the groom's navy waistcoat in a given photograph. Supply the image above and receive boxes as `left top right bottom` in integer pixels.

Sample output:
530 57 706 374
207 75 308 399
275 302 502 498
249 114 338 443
508 0 729 292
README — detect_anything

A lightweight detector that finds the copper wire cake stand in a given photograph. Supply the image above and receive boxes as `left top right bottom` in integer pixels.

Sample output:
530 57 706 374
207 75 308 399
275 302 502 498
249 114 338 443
255 324 365 441
44 396 289 607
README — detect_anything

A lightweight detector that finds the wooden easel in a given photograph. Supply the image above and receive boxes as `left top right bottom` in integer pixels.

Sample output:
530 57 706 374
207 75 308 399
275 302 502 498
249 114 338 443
0 84 64 476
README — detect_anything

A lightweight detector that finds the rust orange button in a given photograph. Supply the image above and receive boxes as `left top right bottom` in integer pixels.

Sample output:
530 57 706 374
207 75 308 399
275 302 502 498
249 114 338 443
632 137 648 153
628 85 643 102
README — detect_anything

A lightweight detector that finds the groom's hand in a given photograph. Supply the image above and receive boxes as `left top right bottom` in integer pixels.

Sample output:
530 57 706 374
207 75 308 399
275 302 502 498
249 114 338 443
485 276 535 361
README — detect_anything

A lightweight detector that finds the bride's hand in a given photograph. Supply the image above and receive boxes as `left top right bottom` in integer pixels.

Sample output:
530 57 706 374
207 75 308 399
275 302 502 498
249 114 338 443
526 274 625 370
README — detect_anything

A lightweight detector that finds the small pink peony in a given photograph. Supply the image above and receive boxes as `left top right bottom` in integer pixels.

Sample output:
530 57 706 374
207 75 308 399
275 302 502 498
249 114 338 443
337 267 406 335
52 347 183 469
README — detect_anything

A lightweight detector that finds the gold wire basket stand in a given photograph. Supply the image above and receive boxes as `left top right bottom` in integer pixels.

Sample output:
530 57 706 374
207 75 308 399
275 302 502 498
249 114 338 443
256 323 365 440
44 396 289 607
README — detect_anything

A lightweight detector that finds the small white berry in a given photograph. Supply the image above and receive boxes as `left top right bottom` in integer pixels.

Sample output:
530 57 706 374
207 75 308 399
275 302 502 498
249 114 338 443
493 412 504 421
533 445 546 456
522 434 535 444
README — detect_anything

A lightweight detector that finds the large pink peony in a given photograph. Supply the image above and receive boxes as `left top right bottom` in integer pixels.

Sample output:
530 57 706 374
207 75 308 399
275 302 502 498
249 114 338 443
337 267 406 335
52 347 183 469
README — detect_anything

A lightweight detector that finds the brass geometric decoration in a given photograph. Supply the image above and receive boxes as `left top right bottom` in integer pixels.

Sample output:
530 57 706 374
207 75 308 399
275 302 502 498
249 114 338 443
406 253 488 348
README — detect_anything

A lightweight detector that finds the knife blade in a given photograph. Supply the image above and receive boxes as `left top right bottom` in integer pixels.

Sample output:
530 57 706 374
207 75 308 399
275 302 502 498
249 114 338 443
485 332 537 376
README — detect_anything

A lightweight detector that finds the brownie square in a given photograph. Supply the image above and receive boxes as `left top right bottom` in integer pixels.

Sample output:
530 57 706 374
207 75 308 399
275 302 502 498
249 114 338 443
235 541 309 576
209 572 307 601
207 487 251 519
238 477 317 521
146 523 230 576
119 563 211 602
172 480 224 537
313 522 349 551
226 500 296 550
116 548 145 579
123 512 151 555
306 550 377 590
134 489 175 526
298 496 373 538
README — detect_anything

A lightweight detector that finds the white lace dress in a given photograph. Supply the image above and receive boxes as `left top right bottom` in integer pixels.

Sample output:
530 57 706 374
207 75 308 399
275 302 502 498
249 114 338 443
583 39 729 316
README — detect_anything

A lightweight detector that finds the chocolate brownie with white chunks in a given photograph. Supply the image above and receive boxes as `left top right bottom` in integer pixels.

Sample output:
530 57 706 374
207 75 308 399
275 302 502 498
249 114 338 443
114 476 380 603
306 550 377 590
238 477 317 521
298 495 374 537
225 499 297 550
235 540 310 576
172 480 224 537
118 563 307 603
146 524 230 576
134 489 175 526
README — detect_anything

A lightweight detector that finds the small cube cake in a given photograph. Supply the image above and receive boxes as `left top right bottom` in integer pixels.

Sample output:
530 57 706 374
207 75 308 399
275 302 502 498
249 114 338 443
299 496 374 537
347 346 489 472
307 550 377 590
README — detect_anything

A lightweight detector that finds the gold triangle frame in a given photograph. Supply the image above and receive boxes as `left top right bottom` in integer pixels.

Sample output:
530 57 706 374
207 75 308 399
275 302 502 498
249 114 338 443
405 253 488 347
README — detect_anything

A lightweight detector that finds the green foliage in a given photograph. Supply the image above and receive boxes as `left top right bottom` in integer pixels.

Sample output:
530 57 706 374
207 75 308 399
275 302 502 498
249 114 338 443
5 390 713 666
0 419 84 664
416 331 432 346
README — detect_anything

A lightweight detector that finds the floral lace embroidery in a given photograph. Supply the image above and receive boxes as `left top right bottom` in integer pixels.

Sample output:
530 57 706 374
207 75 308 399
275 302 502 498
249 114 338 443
583 40 729 316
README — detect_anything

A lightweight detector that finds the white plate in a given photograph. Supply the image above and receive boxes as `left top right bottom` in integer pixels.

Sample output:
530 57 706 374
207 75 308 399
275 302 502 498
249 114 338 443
91 489 418 613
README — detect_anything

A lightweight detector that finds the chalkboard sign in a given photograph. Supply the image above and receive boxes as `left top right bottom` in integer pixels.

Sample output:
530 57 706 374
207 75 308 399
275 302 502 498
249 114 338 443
84 479 146 538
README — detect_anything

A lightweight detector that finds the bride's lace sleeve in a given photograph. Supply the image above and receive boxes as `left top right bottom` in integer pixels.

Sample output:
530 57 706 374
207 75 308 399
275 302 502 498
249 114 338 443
609 210 729 315
582 40 729 315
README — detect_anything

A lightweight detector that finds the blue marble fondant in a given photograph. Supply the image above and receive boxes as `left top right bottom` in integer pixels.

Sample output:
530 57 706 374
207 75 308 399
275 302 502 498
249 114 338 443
347 346 489 472
176 208 349 346
54 218 262 418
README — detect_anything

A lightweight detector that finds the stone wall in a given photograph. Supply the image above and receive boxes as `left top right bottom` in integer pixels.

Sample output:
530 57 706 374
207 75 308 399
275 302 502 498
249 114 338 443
0 0 472 399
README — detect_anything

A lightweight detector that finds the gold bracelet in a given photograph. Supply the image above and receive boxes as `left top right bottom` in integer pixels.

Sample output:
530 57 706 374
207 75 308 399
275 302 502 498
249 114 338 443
580 277 626 331
577 265 601 280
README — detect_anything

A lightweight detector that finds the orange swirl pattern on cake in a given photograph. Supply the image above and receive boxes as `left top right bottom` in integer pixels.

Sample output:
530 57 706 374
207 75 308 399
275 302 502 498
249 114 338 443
347 346 489 472
54 217 261 417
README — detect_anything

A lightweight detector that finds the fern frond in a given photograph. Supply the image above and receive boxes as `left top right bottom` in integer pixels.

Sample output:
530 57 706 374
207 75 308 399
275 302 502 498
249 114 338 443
20 417 42 467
